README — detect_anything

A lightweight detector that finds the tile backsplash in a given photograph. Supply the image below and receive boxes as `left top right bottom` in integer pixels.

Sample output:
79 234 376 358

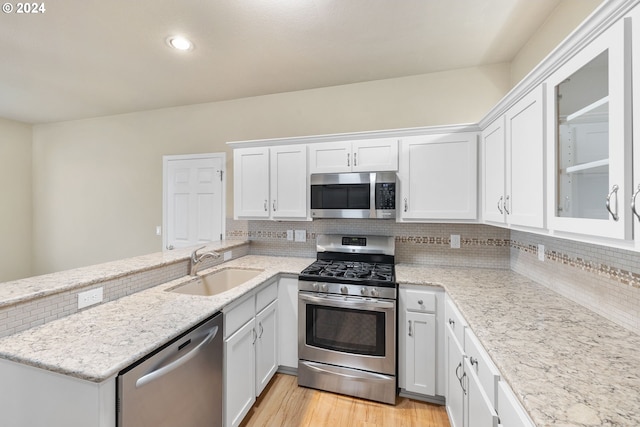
228 219 640 335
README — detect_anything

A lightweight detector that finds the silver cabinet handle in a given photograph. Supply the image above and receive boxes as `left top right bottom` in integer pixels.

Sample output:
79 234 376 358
135 326 219 388
272 200 276 212
252 327 257 345
497 196 504 214
449 318 455 327
404 198 408 212
470 357 478 367
606 184 620 221
263 199 268 211
631 184 640 221
504 195 511 215
461 371 467 395
347 153 350 167
259 322 264 339
354 152 357 166
408 320 413 337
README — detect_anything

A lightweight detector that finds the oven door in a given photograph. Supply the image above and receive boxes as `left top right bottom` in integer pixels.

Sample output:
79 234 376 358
298 291 396 375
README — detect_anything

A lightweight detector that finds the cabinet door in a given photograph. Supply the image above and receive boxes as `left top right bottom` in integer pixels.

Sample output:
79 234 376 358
399 133 477 220
482 117 506 224
445 325 465 427
308 141 351 173
233 147 270 219
351 138 399 172
464 328 500 411
404 311 436 396
630 5 640 244
270 145 308 219
224 320 256 427
255 300 278 396
497 381 535 427
465 358 499 427
505 86 545 228
546 19 631 239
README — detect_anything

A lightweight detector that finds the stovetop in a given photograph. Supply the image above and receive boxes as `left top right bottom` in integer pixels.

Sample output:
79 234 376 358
299 259 396 287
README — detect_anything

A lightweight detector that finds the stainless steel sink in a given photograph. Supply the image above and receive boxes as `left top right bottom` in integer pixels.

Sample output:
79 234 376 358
169 268 264 296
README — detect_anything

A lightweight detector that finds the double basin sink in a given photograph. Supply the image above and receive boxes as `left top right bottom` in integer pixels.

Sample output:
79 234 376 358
168 268 264 296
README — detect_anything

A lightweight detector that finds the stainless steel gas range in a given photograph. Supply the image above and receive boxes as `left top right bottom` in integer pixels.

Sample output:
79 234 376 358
297 234 397 405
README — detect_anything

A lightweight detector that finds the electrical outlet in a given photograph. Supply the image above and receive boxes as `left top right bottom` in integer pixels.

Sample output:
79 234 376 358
538 244 545 261
294 230 306 242
78 287 103 309
287 230 294 241
155 225 162 236
223 251 232 261
450 234 461 249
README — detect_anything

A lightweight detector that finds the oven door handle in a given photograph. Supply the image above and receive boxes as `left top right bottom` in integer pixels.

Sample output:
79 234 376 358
299 293 395 310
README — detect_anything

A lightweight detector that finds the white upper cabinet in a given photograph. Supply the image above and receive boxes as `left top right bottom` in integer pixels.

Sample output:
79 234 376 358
234 145 308 220
630 5 640 246
482 118 507 224
399 132 477 221
308 138 398 173
483 86 545 229
234 147 270 219
545 18 632 239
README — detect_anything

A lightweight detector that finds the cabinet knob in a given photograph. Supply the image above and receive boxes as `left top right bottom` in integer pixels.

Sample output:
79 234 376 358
417 299 423 305
449 318 455 327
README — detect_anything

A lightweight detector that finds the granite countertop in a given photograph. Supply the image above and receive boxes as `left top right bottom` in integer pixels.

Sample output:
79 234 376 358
0 240 250 308
396 264 640 427
0 255 313 382
1 257 639 426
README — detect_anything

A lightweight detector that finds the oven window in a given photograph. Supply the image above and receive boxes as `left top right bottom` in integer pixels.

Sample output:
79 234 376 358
311 184 370 209
305 304 385 356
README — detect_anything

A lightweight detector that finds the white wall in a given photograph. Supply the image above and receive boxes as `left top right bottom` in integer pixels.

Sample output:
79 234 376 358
31 64 510 275
0 118 32 281
510 0 603 86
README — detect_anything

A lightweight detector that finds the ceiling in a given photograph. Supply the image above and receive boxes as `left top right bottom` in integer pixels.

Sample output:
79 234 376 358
1 0 565 124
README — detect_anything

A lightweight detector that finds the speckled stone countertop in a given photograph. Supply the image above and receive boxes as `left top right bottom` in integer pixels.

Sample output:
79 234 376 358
0 240 250 308
1 258 639 426
0 255 313 382
396 264 640 427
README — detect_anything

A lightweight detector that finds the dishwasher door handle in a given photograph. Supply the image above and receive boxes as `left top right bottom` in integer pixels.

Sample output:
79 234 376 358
135 325 219 388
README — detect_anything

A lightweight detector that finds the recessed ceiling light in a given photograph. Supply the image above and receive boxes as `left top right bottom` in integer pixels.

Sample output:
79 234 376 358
166 36 193 51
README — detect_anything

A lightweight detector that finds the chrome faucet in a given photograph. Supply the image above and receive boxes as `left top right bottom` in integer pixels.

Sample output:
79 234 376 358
189 246 221 276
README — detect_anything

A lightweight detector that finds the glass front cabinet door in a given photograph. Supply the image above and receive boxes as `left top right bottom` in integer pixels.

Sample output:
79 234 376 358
545 18 632 240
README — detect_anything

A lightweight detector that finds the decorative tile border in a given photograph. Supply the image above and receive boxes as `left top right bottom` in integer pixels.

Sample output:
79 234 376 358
511 239 640 289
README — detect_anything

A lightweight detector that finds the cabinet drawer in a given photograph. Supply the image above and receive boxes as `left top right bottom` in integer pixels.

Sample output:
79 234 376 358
445 297 468 345
256 280 278 313
224 295 255 338
404 289 437 312
464 328 501 410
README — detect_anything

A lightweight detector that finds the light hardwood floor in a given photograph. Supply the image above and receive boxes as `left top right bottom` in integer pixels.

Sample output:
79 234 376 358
240 373 451 427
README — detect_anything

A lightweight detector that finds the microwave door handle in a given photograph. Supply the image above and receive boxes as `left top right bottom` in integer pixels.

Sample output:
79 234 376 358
369 172 376 219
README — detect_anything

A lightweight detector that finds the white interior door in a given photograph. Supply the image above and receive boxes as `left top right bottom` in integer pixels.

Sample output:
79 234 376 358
163 153 225 250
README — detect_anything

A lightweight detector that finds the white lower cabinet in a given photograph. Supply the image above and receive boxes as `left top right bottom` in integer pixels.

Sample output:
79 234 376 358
223 280 278 427
398 286 444 398
445 296 532 427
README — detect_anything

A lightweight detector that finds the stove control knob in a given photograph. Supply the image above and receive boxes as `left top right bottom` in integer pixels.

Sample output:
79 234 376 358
360 288 368 296
321 284 328 292
312 283 319 291
371 288 379 297
340 286 348 294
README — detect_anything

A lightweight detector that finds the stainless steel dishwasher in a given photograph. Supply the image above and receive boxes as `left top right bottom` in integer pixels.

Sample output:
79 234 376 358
117 312 223 427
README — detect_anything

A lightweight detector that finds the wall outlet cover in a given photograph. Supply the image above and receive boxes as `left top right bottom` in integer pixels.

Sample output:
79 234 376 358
294 230 306 242
450 234 461 249
287 230 294 241
538 244 545 261
78 287 103 310
224 251 232 261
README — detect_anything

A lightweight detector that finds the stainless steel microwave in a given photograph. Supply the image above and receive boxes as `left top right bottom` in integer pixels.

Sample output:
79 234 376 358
310 172 396 219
